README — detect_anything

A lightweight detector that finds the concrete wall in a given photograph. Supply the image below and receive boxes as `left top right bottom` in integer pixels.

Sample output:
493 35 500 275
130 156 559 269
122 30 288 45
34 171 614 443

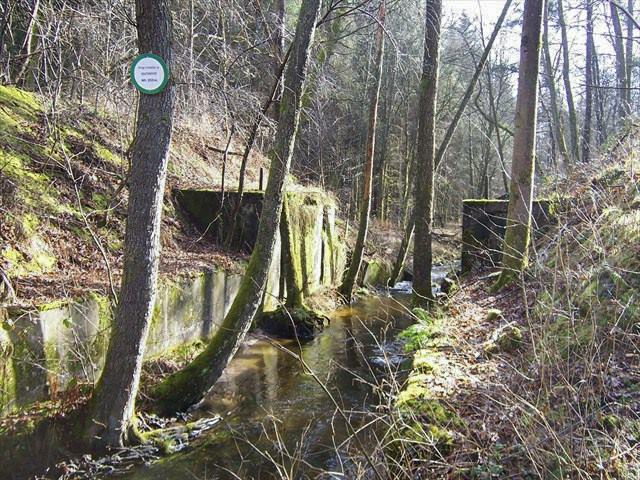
461 199 553 273
0 270 248 414
0 190 344 415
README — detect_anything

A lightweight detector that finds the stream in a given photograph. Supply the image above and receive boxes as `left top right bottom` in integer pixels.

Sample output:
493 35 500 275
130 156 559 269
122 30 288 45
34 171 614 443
117 264 456 479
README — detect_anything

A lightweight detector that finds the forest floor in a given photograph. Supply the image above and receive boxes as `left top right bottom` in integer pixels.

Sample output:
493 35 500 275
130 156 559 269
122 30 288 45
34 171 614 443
389 133 640 478
1 85 271 305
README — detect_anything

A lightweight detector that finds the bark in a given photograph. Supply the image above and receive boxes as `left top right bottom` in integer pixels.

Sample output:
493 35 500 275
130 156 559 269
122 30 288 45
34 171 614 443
272 0 285 121
542 0 570 167
626 0 633 112
610 1 629 119
80 0 175 449
338 0 385 302
15 0 39 86
151 0 322 416
0 0 11 67
592 38 606 145
485 69 510 194
495 0 544 288
582 0 593 163
412 0 442 307
556 0 580 162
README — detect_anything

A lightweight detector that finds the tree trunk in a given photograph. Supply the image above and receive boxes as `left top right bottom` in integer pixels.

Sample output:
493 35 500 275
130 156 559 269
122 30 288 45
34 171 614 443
542 0 570 167
610 1 629 120
495 0 544 288
626 0 633 113
556 0 580 162
80 0 175 449
15 0 40 86
582 0 593 163
485 66 510 194
592 38 606 146
338 0 385 302
151 0 322 416
0 0 11 68
412 0 442 307
272 0 285 121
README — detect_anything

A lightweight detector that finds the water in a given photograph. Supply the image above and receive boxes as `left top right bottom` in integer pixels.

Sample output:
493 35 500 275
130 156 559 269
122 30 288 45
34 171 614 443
122 294 415 480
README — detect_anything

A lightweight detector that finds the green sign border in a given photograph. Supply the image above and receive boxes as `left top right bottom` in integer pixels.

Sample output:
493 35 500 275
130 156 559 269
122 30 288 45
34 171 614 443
130 53 169 95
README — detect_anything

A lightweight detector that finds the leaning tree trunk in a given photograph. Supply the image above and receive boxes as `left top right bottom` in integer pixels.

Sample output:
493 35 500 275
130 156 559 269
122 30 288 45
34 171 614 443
556 0 580 162
80 0 176 449
15 0 40 86
626 0 633 113
391 0 509 287
151 0 322 416
338 0 385 302
542 0 570 167
610 1 629 120
581 0 593 163
412 0 442 308
494 0 544 289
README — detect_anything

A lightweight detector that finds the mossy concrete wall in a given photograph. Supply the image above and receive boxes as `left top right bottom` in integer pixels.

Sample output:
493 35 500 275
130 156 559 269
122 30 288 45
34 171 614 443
461 199 552 273
362 258 393 287
0 191 344 415
174 190 264 253
176 189 346 300
0 269 254 415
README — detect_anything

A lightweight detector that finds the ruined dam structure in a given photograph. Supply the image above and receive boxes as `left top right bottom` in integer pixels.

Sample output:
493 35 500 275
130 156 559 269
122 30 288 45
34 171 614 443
461 199 553 273
0 190 346 415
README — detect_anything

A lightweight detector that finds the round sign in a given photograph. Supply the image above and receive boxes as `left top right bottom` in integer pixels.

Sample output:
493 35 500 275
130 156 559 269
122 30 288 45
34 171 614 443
130 53 169 95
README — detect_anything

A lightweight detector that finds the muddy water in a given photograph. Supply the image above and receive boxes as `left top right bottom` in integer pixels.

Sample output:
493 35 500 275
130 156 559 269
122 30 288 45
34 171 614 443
123 294 415 480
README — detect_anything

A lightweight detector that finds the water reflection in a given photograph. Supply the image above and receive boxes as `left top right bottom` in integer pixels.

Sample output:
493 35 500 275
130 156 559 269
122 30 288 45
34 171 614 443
124 294 414 480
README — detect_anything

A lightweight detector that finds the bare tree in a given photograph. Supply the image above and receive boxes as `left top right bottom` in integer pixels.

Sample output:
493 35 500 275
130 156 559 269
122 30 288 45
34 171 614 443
412 0 442 307
494 0 545 288
339 0 386 302
556 0 580 162
151 0 323 416
582 0 593 162
79 0 176 449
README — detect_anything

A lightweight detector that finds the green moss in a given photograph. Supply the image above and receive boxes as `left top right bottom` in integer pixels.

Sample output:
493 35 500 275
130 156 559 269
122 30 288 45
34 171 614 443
486 308 503 322
462 199 509 205
0 327 16 414
599 414 621 432
413 349 437 374
398 322 441 353
94 144 120 166
484 324 523 356
91 192 110 210
0 85 40 120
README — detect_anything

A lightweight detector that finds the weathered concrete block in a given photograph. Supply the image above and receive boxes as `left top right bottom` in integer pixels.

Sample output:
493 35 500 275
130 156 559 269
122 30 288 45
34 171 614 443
461 199 553 273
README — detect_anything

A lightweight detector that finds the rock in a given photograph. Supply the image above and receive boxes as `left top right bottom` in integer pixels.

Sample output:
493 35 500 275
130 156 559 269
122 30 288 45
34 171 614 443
441 277 457 296
483 323 523 356
258 306 329 340
486 308 503 322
